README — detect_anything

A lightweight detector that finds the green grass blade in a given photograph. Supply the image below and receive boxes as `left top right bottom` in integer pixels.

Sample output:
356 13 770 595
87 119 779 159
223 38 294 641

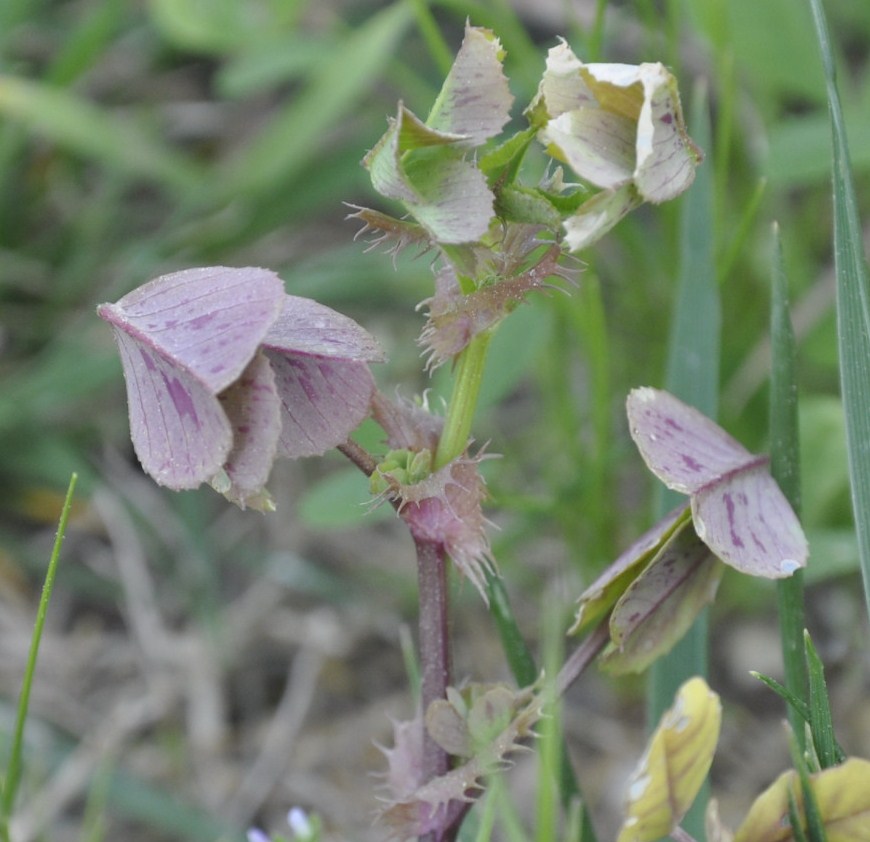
769 223 809 748
804 631 846 768
806 0 870 622
0 473 78 840
647 80 716 840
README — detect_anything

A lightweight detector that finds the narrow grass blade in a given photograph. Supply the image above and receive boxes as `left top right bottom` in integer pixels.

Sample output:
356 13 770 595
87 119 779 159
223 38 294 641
806 0 870 623
769 224 809 748
804 631 846 768
750 671 811 723
647 80 716 840
0 473 78 840
787 725 830 842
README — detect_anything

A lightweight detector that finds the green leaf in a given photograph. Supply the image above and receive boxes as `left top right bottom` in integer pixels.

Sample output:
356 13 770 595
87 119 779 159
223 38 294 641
616 677 721 842
751 671 811 723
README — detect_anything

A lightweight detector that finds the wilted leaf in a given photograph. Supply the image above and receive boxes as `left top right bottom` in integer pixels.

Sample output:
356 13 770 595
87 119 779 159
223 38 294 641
380 687 541 840
627 387 808 578
602 519 722 674
733 758 870 842
617 677 721 842
570 504 689 636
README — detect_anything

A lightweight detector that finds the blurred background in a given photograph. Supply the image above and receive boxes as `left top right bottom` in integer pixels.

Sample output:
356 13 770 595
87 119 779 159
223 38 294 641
0 0 868 839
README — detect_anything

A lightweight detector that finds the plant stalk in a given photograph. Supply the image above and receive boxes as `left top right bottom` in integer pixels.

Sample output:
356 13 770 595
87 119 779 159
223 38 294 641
415 537 452 783
434 332 492 470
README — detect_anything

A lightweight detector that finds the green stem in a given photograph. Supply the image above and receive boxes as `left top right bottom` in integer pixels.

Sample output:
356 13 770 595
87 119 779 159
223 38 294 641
434 331 492 469
1 473 78 840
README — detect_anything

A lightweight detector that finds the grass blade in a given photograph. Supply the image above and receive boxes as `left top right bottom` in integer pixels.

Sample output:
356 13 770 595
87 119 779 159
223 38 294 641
769 224 809 748
806 0 870 622
804 631 846 768
0 473 78 840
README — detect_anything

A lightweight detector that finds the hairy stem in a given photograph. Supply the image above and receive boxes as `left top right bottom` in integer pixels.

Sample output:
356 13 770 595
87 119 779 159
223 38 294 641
337 438 377 477
415 538 452 782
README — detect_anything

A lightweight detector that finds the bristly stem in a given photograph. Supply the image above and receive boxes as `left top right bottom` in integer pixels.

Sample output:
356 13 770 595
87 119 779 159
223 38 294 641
415 538 452 783
434 332 492 470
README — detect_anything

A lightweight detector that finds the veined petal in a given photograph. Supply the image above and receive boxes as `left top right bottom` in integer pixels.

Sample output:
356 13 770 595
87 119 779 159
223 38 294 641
266 353 376 458
580 62 702 202
214 351 281 511
542 108 636 189
632 63 703 201
112 329 232 490
263 295 385 362
97 266 284 394
529 40 596 119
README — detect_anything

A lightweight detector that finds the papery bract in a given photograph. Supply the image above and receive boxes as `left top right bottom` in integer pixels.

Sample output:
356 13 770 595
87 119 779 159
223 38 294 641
529 42 702 250
418 227 572 369
98 267 384 508
370 393 495 600
627 387 808 578
362 24 512 245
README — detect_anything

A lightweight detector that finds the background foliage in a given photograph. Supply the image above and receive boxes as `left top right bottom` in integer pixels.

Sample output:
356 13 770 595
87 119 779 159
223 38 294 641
0 0 868 840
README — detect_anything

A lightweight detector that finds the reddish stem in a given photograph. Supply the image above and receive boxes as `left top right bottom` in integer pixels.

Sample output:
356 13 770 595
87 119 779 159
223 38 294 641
415 537 452 783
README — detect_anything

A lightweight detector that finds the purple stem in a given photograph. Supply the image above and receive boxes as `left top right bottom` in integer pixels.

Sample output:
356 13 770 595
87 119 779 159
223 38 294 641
415 537 452 783
554 621 610 698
